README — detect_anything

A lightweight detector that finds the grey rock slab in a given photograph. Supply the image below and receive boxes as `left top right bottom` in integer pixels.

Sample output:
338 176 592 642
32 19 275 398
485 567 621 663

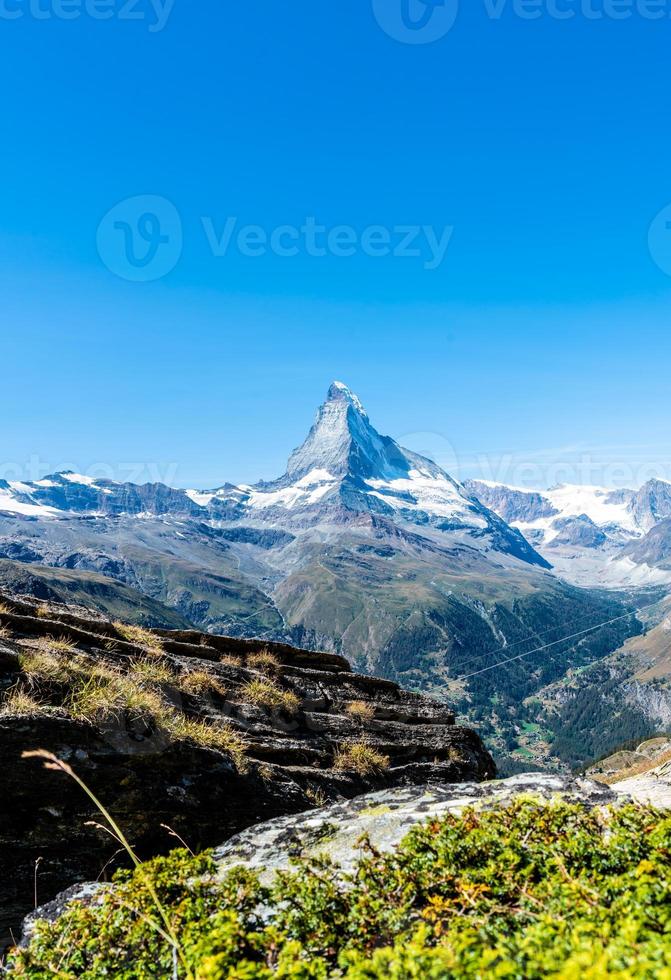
213 773 620 884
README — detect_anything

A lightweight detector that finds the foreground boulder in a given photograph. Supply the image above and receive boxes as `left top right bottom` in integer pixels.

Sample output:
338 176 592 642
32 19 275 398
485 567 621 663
0 593 494 946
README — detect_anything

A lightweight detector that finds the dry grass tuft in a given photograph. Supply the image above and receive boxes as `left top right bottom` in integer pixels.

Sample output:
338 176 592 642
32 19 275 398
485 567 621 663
68 670 169 726
247 649 281 674
19 648 71 684
219 654 243 668
129 658 176 686
0 687 49 717
180 670 226 697
44 636 78 655
35 604 53 619
114 622 164 656
167 716 246 765
0 601 14 615
345 701 376 724
333 742 390 775
0 625 12 641
242 678 300 714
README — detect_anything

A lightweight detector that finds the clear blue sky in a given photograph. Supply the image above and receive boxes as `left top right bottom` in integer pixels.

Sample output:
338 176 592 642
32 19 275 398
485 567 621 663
1 0 670 489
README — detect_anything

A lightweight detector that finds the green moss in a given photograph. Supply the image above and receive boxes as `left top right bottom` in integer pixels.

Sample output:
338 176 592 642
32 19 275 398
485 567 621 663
358 804 392 818
10 800 671 978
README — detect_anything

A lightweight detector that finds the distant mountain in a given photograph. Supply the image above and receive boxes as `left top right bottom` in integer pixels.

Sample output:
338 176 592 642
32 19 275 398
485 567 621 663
465 479 671 588
0 383 646 771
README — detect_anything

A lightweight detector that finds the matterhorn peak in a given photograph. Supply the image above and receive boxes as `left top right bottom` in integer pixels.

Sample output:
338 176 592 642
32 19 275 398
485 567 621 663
326 381 368 418
285 380 405 482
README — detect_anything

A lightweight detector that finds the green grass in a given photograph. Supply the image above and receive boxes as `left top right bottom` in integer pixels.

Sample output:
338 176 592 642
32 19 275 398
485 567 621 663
10 798 671 977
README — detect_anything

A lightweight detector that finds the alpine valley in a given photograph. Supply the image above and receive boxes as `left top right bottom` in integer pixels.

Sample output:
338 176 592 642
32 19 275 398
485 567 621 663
1 382 669 772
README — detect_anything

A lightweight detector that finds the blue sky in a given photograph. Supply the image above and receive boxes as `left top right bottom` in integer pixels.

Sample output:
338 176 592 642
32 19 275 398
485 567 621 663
1 0 670 489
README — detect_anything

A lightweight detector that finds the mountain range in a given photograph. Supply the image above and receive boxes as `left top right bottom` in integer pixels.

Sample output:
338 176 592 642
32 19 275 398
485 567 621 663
0 381 668 770
466 478 671 588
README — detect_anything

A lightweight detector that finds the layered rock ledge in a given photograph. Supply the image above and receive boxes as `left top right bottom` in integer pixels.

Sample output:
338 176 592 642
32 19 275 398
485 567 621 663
0 593 494 945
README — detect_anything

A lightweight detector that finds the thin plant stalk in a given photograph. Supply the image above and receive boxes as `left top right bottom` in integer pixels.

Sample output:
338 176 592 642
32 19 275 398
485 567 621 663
22 750 195 980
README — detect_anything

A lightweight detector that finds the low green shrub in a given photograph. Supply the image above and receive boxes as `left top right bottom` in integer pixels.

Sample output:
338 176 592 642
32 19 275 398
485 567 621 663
10 798 671 978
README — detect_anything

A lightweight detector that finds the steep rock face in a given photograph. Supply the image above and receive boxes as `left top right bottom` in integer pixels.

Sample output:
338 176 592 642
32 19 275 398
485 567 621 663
623 518 671 567
463 481 559 525
546 515 608 550
0 594 494 945
629 479 671 532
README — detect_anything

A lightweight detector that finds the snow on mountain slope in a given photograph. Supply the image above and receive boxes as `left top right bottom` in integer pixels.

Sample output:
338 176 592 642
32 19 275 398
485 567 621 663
466 478 671 587
0 484 59 518
243 382 485 524
468 480 638 542
219 382 542 567
245 469 338 511
0 384 548 575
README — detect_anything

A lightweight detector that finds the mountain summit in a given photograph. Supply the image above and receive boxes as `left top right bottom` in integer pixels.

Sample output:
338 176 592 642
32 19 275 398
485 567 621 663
286 381 436 483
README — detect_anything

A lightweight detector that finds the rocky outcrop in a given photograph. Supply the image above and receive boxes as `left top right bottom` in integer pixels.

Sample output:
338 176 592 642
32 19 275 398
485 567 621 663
623 518 671 567
0 593 494 946
546 515 608 550
464 480 559 525
611 761 671 809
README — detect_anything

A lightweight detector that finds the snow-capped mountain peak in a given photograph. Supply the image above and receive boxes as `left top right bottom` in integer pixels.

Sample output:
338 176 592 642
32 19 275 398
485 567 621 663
226 383 549 568
285 381 414 483
326 380 368 417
